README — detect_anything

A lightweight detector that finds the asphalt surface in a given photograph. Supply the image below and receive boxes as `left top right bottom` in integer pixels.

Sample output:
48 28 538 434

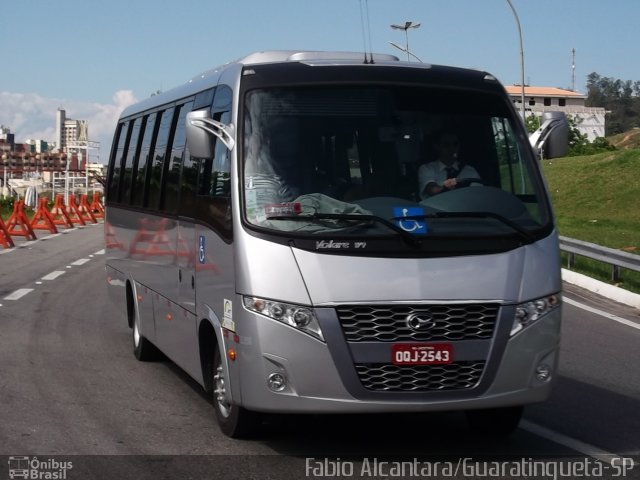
0 224 638 479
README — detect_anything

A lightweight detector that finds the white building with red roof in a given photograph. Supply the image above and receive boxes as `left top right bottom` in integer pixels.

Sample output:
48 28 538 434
505 85 606 141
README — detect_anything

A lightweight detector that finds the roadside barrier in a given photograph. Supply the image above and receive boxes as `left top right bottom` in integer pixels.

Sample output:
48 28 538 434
65 194 87 226
90 193 105 219
78 194 98 223
0 216 15 248
6 199 37 241
30 197 59 234
50 195 74 229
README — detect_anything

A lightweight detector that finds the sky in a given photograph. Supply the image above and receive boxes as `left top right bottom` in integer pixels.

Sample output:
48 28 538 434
1 0 639 163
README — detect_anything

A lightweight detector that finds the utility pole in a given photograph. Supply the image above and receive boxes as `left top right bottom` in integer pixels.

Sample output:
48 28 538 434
571 48 576 91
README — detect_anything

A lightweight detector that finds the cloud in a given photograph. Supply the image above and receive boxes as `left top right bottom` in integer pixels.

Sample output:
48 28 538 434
0 90 137 163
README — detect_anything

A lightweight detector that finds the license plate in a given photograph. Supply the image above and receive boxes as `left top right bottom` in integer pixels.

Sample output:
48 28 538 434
391 343 453 365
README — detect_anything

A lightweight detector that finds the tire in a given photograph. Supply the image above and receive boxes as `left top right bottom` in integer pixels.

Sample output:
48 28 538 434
212 347 261 438
131 296 159 361
465 406 523 437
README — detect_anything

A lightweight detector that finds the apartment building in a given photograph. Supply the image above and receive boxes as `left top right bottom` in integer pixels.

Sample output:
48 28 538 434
56 108 89 152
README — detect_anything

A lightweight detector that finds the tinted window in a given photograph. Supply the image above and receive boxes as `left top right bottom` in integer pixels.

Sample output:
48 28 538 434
107 121 129 202
195 86 233 240
147 108 175 209
198 109 231 197
179 146 199 217
132 113 158 207
163 101 194 213
119 117 142 203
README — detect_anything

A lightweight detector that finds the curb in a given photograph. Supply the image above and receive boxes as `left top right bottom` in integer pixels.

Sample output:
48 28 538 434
562 268 640 309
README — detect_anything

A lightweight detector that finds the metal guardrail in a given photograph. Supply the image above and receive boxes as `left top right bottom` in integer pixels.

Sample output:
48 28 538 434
559 235 640 283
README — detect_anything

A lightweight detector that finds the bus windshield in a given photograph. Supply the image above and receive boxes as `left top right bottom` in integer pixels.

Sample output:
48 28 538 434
242 86 551 245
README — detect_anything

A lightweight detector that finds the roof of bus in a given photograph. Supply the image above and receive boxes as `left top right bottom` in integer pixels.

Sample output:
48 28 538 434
119 50 498 120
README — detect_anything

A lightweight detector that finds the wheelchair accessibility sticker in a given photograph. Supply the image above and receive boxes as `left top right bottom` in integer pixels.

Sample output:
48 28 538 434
198 235 206 264
393 207 428 234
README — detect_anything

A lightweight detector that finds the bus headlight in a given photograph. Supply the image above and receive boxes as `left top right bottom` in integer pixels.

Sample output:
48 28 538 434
243 296 324 341
510 293 561 336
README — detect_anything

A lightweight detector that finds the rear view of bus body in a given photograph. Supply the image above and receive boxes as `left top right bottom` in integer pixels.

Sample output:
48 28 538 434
104 51 562 438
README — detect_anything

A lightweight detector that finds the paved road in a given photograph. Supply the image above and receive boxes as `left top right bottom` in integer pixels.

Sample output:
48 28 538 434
1 225 638 479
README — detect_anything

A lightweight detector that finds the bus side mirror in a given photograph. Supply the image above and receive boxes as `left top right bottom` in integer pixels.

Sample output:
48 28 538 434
186 110 236 159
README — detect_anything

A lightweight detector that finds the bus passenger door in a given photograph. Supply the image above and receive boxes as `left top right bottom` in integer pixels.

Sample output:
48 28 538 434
176 144 199 316
192 85 234 335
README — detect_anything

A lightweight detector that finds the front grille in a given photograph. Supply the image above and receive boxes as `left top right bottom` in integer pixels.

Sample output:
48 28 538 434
355 362 485 391
337 304 499 342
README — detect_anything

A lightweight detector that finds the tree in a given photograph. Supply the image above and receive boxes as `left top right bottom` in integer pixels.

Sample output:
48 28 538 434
565 115 615 156
525 114 540 134
586 72 640 135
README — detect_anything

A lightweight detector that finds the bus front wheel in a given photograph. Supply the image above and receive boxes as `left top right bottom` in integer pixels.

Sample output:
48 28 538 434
212 347 261 438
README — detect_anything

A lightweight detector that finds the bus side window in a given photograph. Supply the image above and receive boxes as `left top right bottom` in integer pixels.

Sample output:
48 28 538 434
163 100 194 214
179 144 199 217
198 85 232 198
106 121 129 203
119 117 143 204
147 108 175 210
195 86 233 240
132 112 159 207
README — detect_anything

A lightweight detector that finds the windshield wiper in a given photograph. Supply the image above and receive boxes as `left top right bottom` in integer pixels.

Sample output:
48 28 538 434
394 211 536 243
265 213 423 247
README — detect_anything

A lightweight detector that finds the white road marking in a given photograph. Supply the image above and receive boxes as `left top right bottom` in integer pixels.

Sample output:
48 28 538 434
71 258 90 266
3 288 34 301
41 233 62 240
41 271 66 281
565 296 640 331
520 420 620 464
94 249 105 255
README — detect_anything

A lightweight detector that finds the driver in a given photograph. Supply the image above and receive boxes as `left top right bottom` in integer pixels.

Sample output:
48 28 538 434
418 131 481 198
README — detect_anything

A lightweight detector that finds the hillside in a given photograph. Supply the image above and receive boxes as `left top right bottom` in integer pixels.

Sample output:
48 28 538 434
608 128 640 150
541 148 640 253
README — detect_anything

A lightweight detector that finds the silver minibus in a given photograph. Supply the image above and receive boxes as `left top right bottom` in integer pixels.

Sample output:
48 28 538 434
105 51 562 437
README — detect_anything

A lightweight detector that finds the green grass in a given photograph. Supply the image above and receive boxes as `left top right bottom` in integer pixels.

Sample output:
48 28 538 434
542 149 640 252
542 148 640 293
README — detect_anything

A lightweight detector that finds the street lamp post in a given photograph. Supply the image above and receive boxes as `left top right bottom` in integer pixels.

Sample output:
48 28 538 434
1 154 7 197
390 21 421 62
388 42 424 63
505 0 526 122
